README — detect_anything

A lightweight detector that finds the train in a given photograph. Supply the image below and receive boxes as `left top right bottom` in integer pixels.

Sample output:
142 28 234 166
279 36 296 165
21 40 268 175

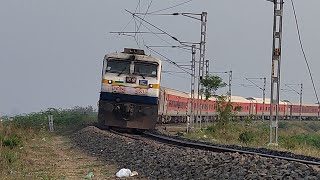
98 48 320 130
98 48 162 129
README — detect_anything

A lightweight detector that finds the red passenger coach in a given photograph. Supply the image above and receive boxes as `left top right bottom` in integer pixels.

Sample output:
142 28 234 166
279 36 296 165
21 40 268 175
166 94 189 112
157 87 319 124
158 87 190 123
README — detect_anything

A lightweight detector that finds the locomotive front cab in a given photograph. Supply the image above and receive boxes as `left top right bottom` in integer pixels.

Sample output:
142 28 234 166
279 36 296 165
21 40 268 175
98 48 161 129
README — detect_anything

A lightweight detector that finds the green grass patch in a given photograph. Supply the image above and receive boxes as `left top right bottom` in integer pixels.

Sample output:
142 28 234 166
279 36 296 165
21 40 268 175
185 121 320 157
305 122 320 132
2 151 17 164
278 121 291 130
2 136 22 149
12 106 97 131
239 131 255 144
280 134 320 149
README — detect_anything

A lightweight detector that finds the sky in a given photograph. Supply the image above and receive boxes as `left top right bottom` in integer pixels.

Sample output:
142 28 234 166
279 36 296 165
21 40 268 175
0 0 319 115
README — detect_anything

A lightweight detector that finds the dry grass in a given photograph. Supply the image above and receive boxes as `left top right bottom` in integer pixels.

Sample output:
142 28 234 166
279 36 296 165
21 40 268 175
0 122 118 179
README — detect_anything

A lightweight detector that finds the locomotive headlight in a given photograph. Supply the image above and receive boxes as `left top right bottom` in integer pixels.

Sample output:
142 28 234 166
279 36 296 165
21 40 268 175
108 80 113 84
149 84 153 88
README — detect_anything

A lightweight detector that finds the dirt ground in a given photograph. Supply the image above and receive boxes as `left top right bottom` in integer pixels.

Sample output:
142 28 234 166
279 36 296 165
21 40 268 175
7 133 120 180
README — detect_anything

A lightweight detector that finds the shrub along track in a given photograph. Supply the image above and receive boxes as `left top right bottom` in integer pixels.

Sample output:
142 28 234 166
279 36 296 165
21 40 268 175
73 126 320 179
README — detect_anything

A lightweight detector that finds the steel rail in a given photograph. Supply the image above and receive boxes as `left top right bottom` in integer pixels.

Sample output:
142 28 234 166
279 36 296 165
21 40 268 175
142 131 320 166
109 129 143 141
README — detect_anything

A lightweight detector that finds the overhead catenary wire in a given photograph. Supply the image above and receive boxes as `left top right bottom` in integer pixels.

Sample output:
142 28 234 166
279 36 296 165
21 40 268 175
147 0 193 14
245 78 264 91
285 84 301 95
127 13 180 48
162 70 189 74
126 9 182 44
135 0 153 47
136 0 153 33
130 16 190 53
290 0 319 104
117 0 141 47
116 2 191 54
133 17 141 48
146 46 192 75
132 17 173 45
145 45 194 52
163 71 191 79
120 0 141 33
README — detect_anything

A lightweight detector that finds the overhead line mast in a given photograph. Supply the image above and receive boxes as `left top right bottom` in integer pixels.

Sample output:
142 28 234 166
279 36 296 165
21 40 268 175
197 12 208 129
269 0 284 145
189 45 196 131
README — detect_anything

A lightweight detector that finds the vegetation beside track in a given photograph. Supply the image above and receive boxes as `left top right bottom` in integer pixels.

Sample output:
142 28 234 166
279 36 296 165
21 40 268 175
184 120 320 158
182 75 320 158
0 106 115 179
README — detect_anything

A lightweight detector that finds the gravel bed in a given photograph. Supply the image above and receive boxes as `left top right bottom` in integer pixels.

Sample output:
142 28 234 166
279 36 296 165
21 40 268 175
153 128 320 163
73 126 320 180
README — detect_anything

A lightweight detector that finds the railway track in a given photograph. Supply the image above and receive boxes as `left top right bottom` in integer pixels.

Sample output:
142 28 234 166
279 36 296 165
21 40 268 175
142 131 320 166
109 128 320 166
76 126 320 179
109 129 142 141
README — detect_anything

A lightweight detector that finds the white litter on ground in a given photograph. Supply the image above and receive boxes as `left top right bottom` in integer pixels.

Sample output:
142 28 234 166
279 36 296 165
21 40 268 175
116 168 138 177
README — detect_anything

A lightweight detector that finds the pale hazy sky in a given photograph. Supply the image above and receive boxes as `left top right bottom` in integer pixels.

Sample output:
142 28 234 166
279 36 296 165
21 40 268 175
1 0 319 115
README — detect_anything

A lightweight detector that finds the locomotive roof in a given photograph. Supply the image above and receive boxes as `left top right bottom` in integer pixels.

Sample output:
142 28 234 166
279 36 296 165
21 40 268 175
106 52 161 64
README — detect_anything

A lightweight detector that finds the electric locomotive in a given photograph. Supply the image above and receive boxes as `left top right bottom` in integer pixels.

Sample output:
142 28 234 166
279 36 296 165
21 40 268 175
98 48 162 129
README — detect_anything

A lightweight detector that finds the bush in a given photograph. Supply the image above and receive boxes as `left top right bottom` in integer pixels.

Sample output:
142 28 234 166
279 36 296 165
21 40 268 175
310 136 320 148
2 136 21 149
3 151 17 164
280 134 320 149
11 106 97 131
278 122 290 129
279 136 296 149
244 117 253 124
206 125 216 133
306 123 320 132
239 131 255 144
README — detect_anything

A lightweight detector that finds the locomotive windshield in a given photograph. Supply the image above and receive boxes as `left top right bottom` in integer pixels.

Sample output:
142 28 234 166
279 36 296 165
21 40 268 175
106 59 130 75
134 62 158 77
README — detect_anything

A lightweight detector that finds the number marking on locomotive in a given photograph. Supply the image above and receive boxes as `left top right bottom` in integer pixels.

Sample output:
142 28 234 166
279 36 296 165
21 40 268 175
135 88 147 95
112 86 125 93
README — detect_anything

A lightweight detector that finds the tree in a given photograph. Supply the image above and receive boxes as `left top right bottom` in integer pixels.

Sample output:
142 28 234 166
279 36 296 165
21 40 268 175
234 105 242 112
200 75 227 100
215 95 234 124
200 75 232 125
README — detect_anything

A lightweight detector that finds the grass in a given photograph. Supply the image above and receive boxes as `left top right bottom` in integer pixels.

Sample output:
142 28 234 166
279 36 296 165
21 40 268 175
184 120 320 158
0 106 103 179
0 122 27 178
